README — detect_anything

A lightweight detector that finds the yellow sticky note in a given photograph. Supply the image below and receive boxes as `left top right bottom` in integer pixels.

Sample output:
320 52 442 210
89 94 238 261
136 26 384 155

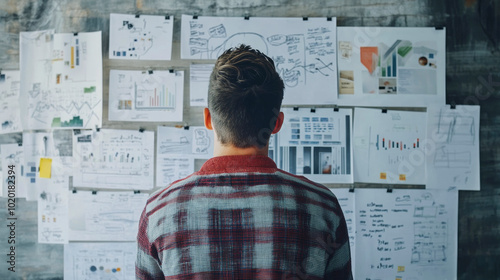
380 172 387 179
398 266 405 272
39 158 52 178
399 174 406 181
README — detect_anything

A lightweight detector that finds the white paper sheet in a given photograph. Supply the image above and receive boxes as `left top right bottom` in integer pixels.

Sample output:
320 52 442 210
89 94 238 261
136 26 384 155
20 30 102 130
181 15 338 105
109 13 174 60
278 108 353 183
68 190 148 241
38 177 69 244
156 126 214 187
337 27 446 107
329 188 356 278
0 70 22 134
1 144 27 198
23 130 74 201
268 133 277 163
72 129 155 190
426 105 480 190
190 63 213 107
108 69 184 122
353 108 427 184
0 164 2 198
355 188 458 280
64 242 136 280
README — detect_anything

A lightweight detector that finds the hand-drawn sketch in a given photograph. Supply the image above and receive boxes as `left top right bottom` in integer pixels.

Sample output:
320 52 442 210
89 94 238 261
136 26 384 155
68 190 148 241
109 14 174 60
20 30 102 130
64 242 136 280
108 69 184 122
38 177 68 244
356 188 458 280
156 126 214 187
337 27 446 107
353 108 426 184
411 192 449 264
0 70 22 134
426 105 480 190
72 129 155 190
181 15 338 105
278 108 353 184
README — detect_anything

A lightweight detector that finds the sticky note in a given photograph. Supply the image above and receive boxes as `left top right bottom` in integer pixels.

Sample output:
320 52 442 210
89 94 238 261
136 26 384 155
399 174 406 181
380 172 387 179
39 158 52 178
398 266 405 272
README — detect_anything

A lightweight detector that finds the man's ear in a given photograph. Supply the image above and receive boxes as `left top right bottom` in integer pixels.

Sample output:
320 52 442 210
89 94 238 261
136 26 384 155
272 111 284 134
204 108 213 130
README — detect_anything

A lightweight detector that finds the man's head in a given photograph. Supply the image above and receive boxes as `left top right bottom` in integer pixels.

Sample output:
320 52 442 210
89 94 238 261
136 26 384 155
206 44 285 148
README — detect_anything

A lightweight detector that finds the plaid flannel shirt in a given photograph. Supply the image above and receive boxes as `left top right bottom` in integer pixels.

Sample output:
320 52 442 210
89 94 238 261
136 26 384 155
136 155 352 280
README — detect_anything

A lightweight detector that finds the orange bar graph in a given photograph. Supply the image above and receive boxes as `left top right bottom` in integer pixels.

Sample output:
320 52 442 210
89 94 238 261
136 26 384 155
71 46 75 69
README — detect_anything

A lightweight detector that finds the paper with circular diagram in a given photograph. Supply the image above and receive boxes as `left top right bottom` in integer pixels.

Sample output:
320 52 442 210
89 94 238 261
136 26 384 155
181 15 338 105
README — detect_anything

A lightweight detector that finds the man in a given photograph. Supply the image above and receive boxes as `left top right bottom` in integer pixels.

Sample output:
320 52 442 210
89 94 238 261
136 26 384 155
136 45 352 279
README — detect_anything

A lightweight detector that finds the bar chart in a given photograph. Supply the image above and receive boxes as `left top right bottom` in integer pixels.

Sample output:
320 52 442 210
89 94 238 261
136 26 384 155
135 83 175 109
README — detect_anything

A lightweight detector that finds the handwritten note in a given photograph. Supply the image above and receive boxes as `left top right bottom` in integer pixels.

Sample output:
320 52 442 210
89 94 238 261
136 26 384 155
355 188 458 280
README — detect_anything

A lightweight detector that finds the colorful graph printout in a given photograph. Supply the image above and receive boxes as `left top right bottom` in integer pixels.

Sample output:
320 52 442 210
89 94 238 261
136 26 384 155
353 108 427 184
109 69 184 122
20 30 103 130
337 27 446 107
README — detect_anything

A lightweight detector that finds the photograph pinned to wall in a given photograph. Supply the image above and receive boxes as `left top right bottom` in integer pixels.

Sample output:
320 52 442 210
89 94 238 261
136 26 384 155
181 15 338 105
108 69 184 122
278 108 353 183
0 70 22 134
353 108 427 185
426 105 480 190
72 129 155 190
337 27 445 107
109 13 174 60
156 126 214 187
20 30 103 130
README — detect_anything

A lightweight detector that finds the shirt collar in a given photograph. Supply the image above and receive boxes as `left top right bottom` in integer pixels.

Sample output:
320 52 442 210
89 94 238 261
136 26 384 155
197 155 278 175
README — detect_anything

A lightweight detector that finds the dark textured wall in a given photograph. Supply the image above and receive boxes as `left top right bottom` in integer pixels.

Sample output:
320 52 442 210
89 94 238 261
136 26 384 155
0 0 499 279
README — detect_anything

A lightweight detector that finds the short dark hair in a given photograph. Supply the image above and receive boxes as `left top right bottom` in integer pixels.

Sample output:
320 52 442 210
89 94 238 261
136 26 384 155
208 44 284 148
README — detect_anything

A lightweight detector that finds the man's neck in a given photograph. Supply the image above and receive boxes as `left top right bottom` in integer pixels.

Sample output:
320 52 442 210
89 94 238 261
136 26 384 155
214 143 269 157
